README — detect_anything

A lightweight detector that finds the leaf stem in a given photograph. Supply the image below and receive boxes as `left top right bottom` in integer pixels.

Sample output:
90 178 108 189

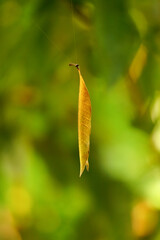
69 63 80 70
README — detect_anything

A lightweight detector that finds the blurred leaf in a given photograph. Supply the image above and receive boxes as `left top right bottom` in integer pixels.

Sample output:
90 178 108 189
95 0 140 84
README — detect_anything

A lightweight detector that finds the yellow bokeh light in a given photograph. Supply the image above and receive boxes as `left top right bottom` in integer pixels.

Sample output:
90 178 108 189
7 185 32 217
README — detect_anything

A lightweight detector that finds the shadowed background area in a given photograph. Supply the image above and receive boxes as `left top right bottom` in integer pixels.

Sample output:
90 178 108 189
1 0 160 239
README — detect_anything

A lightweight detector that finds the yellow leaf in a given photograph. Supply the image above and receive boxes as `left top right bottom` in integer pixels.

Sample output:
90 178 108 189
69 64 91 176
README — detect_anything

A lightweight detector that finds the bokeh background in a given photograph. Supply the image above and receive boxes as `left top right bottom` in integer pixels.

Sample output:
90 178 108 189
1 0 160 239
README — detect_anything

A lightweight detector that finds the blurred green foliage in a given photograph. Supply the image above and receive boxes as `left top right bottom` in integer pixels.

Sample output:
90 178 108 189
1 0 160 239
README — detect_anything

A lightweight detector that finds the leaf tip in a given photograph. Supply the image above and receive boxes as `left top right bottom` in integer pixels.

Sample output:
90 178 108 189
86 160 89 171
79 160 89 177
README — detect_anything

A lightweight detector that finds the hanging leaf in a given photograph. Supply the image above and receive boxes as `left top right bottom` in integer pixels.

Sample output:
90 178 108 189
69 63 91 176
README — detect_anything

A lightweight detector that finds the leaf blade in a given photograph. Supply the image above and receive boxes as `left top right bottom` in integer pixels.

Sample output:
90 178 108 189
78 69 91 177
